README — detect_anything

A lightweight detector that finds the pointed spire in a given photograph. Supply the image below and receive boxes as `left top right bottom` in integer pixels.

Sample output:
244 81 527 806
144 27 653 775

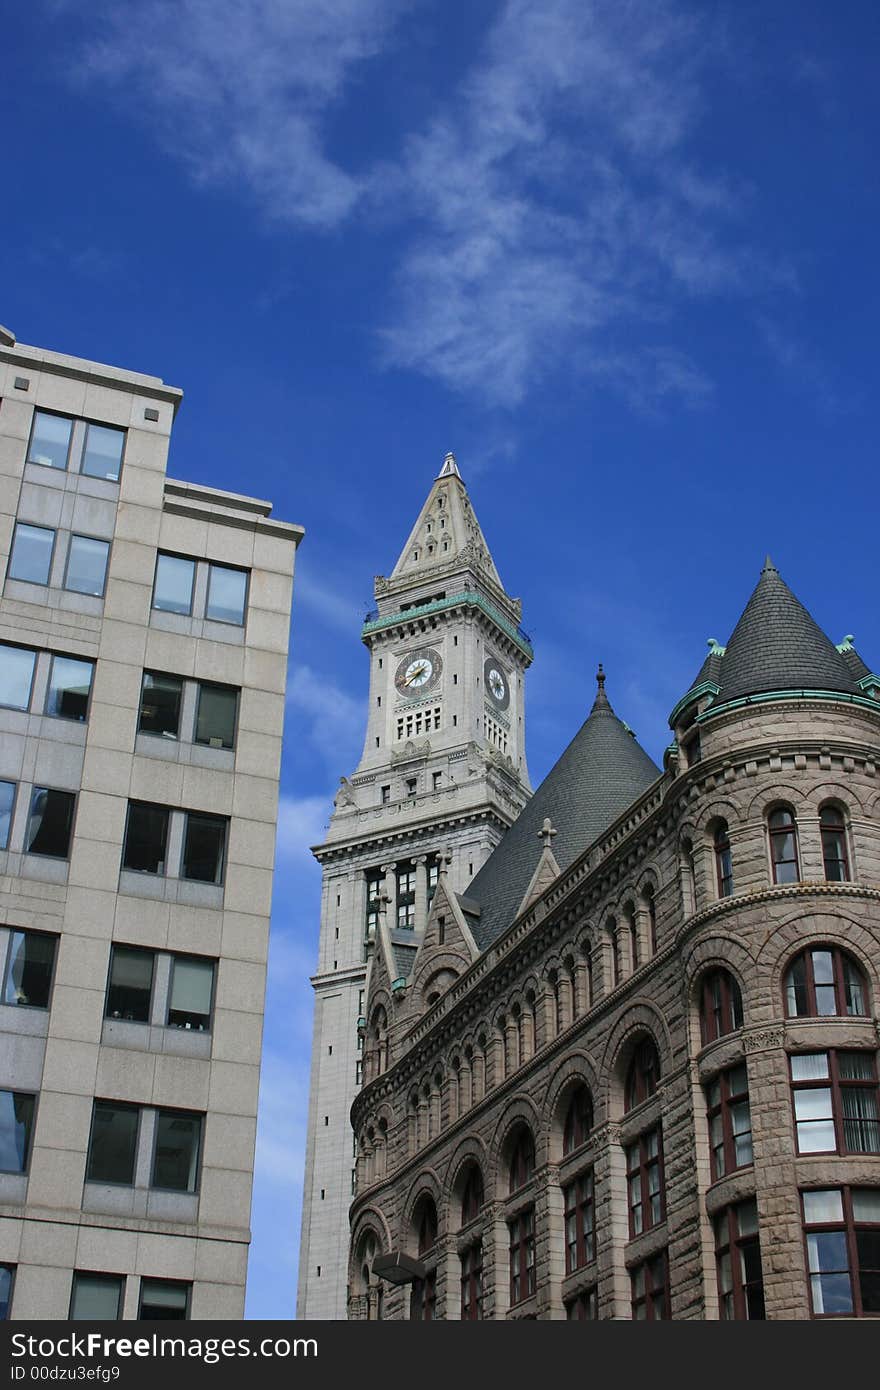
591 663 611 713
387 452 503 588
437 451 461 479
762 555 777 574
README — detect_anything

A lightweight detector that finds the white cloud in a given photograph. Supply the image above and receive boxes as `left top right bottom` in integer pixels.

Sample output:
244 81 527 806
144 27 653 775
73 0 406 228
274 792 331 867
294 573 364 633
285 665 364 771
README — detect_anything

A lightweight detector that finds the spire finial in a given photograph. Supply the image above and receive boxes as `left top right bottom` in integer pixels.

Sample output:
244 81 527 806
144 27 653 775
596 663 605 689
539 817 557 851
591 663 611 712
762 554 777 574
438 451 461 479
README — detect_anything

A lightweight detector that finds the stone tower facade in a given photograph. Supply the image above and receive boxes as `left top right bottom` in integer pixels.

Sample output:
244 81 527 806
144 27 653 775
297 454 533 1318
349 560 880 1321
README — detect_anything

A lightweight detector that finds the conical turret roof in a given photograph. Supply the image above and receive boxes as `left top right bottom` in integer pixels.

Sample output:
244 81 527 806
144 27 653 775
464 668 660 949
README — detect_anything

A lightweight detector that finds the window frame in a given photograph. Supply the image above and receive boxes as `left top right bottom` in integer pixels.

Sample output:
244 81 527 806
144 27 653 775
707 1063 753 1181
0 1089 36 1174
0 643 38 711
69 1272 124 1322
81 420 126 483
25 786 76 859
205 562 249 627
714 821 734 897
630 1250 670 1320
819 806 850 882
137 671 184 741
8 523 56 587
789 1049 879 1157
699 968 744 1046
167 954 216 1032
152 552 196 618
563 1085 594 1155
150 1108 203 1194
625 1038 660 1112
768 805 800 884
626 1125 665 1238
122 800 171 876
714 1199 765 1321
564 1167 595 1273
138 1278 191 1321
2 929 58 1011
180 811 228 885
508 1207 536 1306
801 1186 880 1318
460 1240 483 1320
565 1287 598 1319
193 680 239 750
27 409 73 472
783 945 868 1019
44 652 95 723
85 1101 141 1187
104 944 155 1025
62 533 111 599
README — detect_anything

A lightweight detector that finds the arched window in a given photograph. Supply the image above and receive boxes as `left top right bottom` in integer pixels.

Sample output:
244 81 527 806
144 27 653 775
563 1085 594 1155
625 1038 661 1112
644 884 658 955
458 1166 484 1319
768 807 799 884
714 822 734 898
417 1200 438 1255
411 1199 438 1321
820 806 850 881
508 1128 535 1193
784 946 868 1018
626 905 639 970
699 969 744 1046
460 1166 484 1225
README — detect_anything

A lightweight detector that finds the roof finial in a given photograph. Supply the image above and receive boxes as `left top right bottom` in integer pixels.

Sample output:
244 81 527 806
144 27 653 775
438 451 461 479
596 663 605 689
762 554 777 574
591 663 611 713
539 817 557 851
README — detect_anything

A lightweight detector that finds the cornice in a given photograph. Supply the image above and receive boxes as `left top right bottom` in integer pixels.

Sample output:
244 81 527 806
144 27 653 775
362 590 533 662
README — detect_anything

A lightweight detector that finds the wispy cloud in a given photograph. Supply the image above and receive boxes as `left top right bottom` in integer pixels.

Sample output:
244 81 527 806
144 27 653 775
285 666 364 772
72 0 406 228
275 791 332 866
757 317 849 416
294 573 365 633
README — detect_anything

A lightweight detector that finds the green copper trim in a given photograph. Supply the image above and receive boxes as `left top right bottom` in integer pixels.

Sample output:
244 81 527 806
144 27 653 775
696 688 880 724
668 681 720 727
362 589 534 659
858 673 880 692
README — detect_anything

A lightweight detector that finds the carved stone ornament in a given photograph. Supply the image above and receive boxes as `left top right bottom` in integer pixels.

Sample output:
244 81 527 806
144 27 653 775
743 1026 784 1054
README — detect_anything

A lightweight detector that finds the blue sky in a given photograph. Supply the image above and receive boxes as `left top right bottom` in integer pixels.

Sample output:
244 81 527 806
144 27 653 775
4 1 879 1318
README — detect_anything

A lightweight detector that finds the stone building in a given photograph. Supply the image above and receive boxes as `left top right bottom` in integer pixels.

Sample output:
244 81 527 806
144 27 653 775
298 455 533 1317
349 554 880 1319
0 325 302 1319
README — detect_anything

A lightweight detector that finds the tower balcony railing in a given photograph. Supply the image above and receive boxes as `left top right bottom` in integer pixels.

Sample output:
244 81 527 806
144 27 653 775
362 591 533 659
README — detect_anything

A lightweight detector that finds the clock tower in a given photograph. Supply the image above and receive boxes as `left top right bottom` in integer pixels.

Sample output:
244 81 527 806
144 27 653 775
297 453 533 1318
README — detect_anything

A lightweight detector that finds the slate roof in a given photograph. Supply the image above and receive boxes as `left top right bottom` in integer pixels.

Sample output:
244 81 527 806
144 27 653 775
673 559 872 719
463 670 661 951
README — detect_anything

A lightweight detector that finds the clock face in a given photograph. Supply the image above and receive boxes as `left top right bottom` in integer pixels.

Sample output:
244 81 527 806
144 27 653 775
484 658 510 709
395 648 442 696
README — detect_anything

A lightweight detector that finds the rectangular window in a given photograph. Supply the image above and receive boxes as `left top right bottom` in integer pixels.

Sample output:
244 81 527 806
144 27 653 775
626 1127 664 1237
45 654 94 721
564 1170 595 1273
194 683 238 749
152 1111 202 1192
26 787 75 858
8 524 55 585
105 946 154 1023
64 535 110 597
803 1187 880 1317
791 1050 879 1155
410 1271 436 1321
380 785 391 805
181 813 227 884
167 957 214 1031
69 1273 123 1321
139 1280 189 1321
432 772 442 791
122 802 169 874
87 1103 139 1185
3 931 56 1009
0 782 14 851
138 673 183 739
28 411 72 470
0 1091 35 1172
81 423 125 481
205 564 248 625
508 1208 536 1305
0 644 37 710
715 1199 765 1320
631 1250 669 1320
153 553 195 616
565 1288 598 1319
0 1265 13 1320
707 1063 753 1180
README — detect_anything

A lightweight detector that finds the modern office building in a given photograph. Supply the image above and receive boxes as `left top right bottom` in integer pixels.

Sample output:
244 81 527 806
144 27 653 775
350 558 880 1319
0 324 303 1319
298 455 533 1317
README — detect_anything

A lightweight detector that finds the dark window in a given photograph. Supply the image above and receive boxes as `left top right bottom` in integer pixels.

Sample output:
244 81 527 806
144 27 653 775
563 1085 593 1155
138 673 183 739
508 1209 536 1305
714 821 734 897
153 554 195 616
8 524 54 585
64 535 110 597
396 864 416 930
105 946 154 1023
28 411 72 470
0 644 37 710
461 1167 484 1225
820 807 850 881
410 1271 436 1321
564 1169 595 1272
566 1288 598 1319
181 813 227 884
784 946 867 1018
418 1203 438 1254
69 1273 123 1321
152 1111 202 1191
625 1038 660 1111
646 886 657 954
0 782 13 850
122 802 169 874
26 788 75 858
82 423 125 481
3 931 56 1009
87 1103 139 1185
685 731 702 766
194 683 238 749
460 1242 483 1320
790 1051 879 1155
0 1091 35 1172
380 785 390 805
769 807 799 884
509 1130 535 1193
699 969 744 1045
715 1199 765 1320
205 564 248 625
139 1280 190 1321
626 1126 664 1237
0 1265 13 1319
803 1187 880 1317
707 1063 753 1179
631 1250 669 1320
45 654 94 721
168 957 214 1031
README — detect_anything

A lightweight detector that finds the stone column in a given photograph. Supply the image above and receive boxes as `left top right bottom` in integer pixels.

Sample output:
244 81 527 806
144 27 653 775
415 855 429 933
557 973 574 1030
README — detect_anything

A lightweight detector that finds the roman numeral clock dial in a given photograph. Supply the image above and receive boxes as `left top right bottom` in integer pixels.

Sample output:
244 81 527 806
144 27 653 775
395 648 442 695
